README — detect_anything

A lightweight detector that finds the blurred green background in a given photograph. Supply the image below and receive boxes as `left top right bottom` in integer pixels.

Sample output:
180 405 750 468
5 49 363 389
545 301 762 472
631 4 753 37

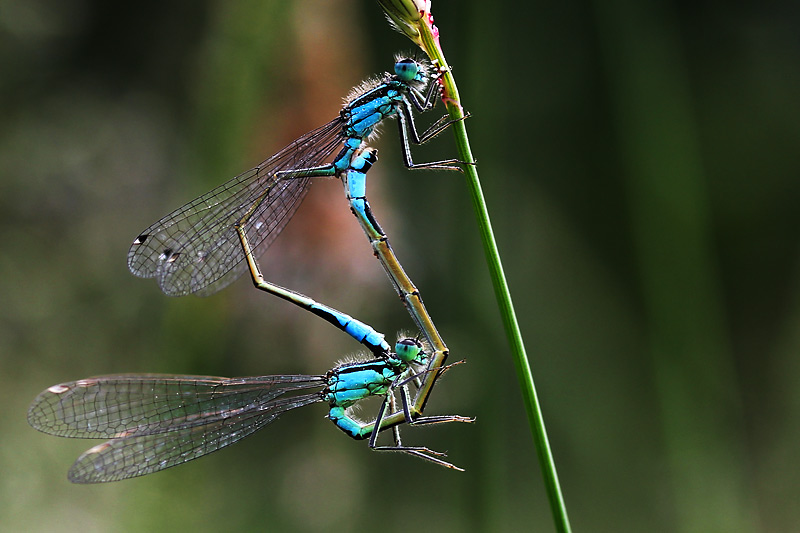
2 0 799 531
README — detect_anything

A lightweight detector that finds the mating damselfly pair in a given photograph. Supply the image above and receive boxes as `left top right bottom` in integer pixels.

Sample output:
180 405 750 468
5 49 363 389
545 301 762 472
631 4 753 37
28 55 472 483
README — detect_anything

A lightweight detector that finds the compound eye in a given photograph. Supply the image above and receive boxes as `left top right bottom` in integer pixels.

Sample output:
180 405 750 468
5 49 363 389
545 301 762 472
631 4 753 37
394 338 423 363
394 59 419 81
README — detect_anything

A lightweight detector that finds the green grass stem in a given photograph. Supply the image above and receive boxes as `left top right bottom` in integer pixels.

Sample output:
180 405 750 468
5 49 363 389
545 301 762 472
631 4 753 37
413 11 572 533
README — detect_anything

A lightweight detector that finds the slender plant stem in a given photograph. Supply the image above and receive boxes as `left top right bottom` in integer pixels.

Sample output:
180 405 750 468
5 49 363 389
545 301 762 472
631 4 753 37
415 16 572 533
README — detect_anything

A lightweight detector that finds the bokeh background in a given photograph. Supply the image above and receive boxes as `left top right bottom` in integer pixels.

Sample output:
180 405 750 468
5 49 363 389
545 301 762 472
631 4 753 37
2 0 799 531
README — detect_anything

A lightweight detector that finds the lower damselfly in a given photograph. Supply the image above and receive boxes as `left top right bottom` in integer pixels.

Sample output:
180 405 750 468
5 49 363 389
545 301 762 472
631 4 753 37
28 338 472 483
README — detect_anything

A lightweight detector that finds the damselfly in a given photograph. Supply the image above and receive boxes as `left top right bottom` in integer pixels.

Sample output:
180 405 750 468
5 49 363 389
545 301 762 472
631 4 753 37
129 55 462 297
28 338 472 483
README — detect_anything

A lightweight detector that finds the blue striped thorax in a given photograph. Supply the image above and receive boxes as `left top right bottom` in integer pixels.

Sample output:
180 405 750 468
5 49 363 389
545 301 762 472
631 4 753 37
324 337 426 439
323 338 425 408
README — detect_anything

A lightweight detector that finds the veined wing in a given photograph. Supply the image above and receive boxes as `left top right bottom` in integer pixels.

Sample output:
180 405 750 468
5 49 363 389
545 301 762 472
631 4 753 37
127 118 344 297
28 374 325 483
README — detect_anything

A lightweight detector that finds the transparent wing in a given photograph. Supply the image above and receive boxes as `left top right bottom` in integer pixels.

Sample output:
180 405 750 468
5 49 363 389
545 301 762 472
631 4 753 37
28 374 325 483
127 118 345 296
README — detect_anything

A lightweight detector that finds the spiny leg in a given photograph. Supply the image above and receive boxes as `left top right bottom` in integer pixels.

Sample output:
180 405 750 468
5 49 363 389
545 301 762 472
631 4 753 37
366 385 465 471
397 352 475 427
395 105 465 171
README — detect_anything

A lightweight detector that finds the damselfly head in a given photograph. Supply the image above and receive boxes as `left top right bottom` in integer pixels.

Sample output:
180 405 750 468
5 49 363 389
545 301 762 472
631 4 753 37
393 54 430 86
394 58 421 82
394 337 425 364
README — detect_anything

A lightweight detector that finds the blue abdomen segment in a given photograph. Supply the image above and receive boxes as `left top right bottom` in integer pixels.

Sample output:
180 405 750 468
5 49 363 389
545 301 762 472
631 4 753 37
331 138 365 173
344 150 384 240
307 303 390 355
328 406 368 439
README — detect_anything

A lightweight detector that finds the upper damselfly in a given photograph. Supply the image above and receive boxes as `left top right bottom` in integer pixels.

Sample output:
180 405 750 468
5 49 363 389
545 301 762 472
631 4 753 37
129 55 461 297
